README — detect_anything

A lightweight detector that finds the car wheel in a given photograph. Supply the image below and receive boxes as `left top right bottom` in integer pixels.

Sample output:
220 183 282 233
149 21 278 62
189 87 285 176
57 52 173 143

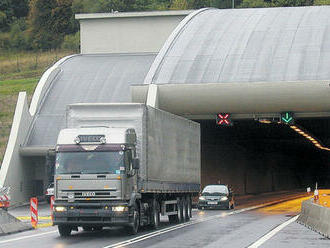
58 225 72 237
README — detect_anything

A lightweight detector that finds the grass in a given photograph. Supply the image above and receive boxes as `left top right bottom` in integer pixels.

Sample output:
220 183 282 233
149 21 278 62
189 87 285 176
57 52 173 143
0 77 39 165
0 50 74 80
0 49 75 165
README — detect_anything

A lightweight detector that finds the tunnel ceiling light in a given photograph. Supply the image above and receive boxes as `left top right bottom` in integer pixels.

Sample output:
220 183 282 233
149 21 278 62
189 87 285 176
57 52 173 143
258 119 272 124
289 125 329 152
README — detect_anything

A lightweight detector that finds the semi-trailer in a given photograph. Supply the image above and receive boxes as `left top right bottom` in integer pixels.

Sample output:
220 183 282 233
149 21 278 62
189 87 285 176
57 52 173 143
53 103 200 236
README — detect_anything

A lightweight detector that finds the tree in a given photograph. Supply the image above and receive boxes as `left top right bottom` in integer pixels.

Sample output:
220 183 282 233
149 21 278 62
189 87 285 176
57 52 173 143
28 0 76 50
52 0 75 35
0 0 13 31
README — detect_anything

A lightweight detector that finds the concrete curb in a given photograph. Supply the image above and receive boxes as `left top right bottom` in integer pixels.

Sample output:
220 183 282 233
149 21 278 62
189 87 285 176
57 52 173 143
0 209 32 236
297 199 330 239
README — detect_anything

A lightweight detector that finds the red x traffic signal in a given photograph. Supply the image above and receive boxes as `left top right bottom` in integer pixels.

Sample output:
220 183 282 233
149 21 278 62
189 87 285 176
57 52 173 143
216 113 233 126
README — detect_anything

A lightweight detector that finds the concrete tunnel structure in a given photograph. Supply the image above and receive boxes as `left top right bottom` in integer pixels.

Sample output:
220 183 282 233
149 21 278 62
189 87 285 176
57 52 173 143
1 7 330 204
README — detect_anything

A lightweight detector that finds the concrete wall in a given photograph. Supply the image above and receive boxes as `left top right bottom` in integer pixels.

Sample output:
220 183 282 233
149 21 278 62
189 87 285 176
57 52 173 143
76 11 191 54
0 93 33 205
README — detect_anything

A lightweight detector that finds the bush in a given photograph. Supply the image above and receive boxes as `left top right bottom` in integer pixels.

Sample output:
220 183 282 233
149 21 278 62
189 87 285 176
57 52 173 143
61 31 79 52
9 19 30 50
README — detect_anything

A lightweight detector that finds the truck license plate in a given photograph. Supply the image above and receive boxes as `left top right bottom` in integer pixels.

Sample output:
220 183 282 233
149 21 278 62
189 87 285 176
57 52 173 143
207 201 217 205
82 192 96 197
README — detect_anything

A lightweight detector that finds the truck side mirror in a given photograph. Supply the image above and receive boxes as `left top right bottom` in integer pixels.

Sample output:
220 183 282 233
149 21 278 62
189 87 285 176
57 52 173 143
132 158 140 170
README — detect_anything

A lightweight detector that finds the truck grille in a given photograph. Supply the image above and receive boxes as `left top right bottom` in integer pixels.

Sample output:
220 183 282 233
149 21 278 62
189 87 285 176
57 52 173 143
61 190 117 200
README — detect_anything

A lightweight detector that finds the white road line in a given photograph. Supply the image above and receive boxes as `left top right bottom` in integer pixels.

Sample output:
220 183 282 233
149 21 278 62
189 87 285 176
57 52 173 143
247 215 299 248
103 201 291 248
0 230 57 245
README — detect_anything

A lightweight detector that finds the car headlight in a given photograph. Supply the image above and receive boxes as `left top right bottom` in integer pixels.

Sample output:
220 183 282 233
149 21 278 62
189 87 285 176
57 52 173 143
199 196 206 201
112 206 128 212
220 196 228 201
54 206 67 212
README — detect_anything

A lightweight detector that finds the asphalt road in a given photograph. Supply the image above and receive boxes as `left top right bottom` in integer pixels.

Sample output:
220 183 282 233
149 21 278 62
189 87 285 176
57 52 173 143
2 193 329 248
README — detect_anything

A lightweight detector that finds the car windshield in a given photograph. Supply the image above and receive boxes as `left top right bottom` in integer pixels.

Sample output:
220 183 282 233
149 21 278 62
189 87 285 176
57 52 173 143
55 151 124 174
202 185 228 195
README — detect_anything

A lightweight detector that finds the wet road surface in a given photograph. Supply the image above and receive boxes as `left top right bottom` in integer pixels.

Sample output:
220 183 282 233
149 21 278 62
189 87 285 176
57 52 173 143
2 192 329 248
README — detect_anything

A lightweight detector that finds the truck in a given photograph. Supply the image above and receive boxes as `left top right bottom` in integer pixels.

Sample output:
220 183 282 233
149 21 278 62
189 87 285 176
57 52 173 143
53 103 200 236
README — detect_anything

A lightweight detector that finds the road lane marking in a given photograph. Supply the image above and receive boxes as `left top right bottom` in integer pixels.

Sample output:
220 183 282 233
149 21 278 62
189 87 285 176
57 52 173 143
247 215 299 248
17 216 51 220
103 198 302 248
0 230 57 245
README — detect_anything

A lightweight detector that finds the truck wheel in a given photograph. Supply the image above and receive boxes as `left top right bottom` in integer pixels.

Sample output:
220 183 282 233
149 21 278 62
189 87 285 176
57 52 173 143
188 198 192 219
58 225 72 237
126 204 140 235
183 198 189 222
150 200 160 229
184 198 190 221
177 198 184 223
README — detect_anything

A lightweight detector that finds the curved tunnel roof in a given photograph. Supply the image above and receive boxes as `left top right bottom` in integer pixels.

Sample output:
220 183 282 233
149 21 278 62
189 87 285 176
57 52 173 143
148 6 330 84
26 54 156 147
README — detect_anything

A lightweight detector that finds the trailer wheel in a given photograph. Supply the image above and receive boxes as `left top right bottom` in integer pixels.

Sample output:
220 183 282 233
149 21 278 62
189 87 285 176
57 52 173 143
177 198 184 223
58 225 72 237
184 197 191 221
188 197 192 219
183 198 189 222
126 204 140 235
168 198 183 224
150 200 160 229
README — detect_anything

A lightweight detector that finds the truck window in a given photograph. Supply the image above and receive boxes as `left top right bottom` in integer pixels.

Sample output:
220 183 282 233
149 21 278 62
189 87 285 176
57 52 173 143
55 151 124 174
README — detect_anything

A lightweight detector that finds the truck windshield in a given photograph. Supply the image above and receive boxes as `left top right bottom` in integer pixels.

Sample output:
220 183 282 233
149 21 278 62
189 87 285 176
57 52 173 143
55 151 124 174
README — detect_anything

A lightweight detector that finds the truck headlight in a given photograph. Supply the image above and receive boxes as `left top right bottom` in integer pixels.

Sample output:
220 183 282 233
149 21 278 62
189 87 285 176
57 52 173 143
199 196 205 201
112 206 128 212
54 206 67 212
220 196 228 201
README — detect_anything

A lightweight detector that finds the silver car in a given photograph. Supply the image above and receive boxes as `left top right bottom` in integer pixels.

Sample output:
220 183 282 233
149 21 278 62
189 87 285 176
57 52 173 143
45 183 54 203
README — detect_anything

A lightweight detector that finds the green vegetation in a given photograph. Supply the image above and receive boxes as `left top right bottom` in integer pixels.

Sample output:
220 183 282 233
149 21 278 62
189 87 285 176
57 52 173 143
0 77 38 165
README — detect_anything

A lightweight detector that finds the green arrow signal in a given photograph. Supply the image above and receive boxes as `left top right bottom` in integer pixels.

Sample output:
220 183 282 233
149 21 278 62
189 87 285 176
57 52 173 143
281 112 294 124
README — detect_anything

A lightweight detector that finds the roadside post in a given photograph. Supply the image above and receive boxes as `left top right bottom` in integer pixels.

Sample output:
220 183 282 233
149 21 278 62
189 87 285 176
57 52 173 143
314 183 319 203
50 195 54 222
30 197 38 228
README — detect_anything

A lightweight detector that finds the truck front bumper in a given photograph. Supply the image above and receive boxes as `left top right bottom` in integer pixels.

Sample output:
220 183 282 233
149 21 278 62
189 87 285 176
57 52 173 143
53 202 130 226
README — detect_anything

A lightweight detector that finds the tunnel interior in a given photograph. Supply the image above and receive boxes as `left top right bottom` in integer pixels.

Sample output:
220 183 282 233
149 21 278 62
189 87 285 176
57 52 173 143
198 118 330 195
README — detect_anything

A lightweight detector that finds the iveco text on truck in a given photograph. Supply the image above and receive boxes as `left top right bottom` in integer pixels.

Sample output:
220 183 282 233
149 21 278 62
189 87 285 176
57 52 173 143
53 103 200 236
